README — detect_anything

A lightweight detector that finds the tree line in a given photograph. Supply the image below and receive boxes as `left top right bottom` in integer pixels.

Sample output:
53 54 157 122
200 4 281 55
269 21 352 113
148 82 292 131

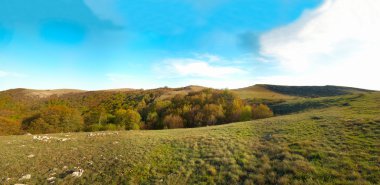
16 89 273 134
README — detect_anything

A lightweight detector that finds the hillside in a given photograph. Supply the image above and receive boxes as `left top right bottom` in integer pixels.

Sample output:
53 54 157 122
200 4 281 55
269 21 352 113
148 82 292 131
1 84 368 101
233 85 296 100
1 92 379 184
0 84 375 136
259 84 372 98
233 84 372 100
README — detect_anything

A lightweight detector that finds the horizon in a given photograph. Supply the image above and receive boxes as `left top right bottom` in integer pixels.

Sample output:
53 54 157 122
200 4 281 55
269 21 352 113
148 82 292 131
1 0 380 91
1 83 377 92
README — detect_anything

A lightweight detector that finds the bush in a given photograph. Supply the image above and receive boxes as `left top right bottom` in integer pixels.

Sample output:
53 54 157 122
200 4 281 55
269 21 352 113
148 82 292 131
86 124 105 132
103 124 122 131
252 104 274 119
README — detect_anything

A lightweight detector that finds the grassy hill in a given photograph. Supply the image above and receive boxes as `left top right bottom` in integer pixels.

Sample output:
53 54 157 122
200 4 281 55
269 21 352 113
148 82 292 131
1 91 379 184
233 84 372 100
0 84 375 135
261 84 372 98
233 85 296 100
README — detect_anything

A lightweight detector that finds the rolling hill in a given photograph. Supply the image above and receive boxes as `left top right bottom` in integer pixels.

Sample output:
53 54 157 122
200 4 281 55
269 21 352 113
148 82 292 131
1 84 370 101
0 90 379 184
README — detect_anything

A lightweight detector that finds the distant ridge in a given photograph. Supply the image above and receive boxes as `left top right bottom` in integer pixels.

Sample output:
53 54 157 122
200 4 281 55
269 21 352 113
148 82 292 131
259 84 373 98
1 84 374 99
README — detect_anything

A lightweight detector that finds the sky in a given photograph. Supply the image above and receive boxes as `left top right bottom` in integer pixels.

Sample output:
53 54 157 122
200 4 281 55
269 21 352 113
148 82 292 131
0 0 379 90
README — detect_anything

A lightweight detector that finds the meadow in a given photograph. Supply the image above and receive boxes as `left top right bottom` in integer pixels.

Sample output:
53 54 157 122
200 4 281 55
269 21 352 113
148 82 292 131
1 92 379 184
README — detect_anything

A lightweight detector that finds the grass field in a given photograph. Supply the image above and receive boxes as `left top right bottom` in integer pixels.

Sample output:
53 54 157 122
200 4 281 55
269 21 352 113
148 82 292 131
1 92 379 184
234 85 296 100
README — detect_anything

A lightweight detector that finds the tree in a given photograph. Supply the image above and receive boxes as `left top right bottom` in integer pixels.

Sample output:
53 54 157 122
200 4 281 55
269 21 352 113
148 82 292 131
203 104 225 125
115 109 141 130
146 111 159 129
225 98 244 122
163 114 184 129
240 105 252 121
22 105 84 134
0 117 20 135
252 104 274 119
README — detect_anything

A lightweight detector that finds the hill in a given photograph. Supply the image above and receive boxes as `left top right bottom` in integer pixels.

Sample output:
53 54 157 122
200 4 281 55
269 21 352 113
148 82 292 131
261 84 373 97
1 84 369 101
0 92 379 184
233 85 296 100
0 84 375 135
233 84 372 100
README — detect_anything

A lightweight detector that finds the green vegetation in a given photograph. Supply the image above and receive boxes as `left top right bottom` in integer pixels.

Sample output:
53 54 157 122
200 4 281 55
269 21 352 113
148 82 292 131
0 88 274 135
262 84 372 98
269 94 364 115
0 92 379 184
22 105 84 134
233 84 295 100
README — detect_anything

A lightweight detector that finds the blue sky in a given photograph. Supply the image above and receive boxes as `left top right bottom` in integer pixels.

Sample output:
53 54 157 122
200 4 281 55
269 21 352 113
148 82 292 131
1 0 379 90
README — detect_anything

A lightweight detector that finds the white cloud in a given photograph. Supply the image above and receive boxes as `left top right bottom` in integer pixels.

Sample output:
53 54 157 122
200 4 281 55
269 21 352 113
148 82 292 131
259 0 380 90
157 55 245 79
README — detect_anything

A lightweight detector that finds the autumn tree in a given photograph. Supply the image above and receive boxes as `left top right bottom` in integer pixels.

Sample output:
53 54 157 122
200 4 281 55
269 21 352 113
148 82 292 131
22 105 84 134
240 105 253 121
115 109 141 130
203 104 225 125
146 111 159 129
163 114 184 129
252 104 274 119
0 117 20 135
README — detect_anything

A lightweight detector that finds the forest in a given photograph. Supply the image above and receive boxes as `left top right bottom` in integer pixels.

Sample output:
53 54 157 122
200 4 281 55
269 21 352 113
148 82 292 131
0 88 273 135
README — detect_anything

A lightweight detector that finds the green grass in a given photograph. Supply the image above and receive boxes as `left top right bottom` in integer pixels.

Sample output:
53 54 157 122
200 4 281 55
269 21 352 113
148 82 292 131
1 93 379 184
269 94 365 115
234 85 296 100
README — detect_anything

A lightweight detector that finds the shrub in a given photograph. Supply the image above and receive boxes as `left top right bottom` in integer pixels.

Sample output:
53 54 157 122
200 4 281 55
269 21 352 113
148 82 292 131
103 124 123 131
252 104 274 119
86 124 105 132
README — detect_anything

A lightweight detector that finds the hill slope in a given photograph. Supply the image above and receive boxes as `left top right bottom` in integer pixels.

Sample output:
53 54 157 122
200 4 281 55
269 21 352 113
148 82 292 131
233 84 373 100
259 84 372 97
1 92 379 184
233 85 296 100
0 84 375 135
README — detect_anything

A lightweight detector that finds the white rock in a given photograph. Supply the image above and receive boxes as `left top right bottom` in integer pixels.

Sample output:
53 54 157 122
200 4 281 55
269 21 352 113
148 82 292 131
47 177 56 181
19 174 31 181
71 169 84 177
27 154 35 158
